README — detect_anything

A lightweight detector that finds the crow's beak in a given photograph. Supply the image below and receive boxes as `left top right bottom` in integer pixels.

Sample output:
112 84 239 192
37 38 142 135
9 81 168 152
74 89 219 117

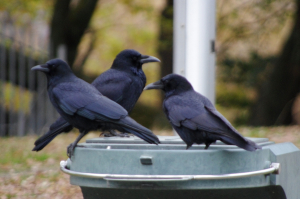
140 55 160 64
31 64 49 72
144 80 164 90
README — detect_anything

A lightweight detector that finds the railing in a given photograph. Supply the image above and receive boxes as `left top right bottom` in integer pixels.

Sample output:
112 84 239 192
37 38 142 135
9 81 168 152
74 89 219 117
0 13 58 136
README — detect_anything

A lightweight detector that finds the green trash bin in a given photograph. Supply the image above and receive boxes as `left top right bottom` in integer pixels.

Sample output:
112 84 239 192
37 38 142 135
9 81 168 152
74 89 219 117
60 136 300 199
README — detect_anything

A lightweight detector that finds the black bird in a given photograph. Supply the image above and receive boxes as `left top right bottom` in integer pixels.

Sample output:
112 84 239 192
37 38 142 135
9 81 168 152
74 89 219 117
144 74 261 151
31 58 160 157
32 49 160 152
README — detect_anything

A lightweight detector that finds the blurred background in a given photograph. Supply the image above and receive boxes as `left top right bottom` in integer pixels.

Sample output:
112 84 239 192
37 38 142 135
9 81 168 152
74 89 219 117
1 0 300 198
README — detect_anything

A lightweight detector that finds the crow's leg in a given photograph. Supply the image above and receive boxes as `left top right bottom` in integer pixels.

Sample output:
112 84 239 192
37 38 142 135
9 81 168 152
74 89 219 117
204 143 210 149
67 131 86 157
100 130 130 137
204 141 214 149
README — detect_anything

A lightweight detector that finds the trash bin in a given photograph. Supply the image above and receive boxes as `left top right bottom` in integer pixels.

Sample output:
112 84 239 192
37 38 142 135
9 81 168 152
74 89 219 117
60 136 300 199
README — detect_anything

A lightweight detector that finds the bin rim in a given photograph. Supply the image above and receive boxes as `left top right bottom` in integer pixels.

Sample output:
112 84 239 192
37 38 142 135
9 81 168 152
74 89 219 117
60 160 280 182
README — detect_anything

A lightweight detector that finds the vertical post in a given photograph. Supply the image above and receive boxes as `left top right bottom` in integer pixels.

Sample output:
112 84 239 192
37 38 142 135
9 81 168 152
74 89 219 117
28 42 36 135
57 44 67 61
0 23 7 137
173 0 216 103
8 28 17 136
173 0 186 77
17 38 26 136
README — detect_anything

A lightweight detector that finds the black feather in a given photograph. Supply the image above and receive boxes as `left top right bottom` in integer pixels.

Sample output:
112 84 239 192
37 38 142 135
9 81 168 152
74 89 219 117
145 74 261 151
33 50 159 151
32 58 159 157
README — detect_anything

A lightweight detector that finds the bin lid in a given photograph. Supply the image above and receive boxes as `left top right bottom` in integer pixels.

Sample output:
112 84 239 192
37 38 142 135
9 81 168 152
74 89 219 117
85 135 272 148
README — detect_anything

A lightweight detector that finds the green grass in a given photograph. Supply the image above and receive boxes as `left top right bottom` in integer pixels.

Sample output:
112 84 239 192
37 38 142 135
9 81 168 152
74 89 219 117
0 133 83 198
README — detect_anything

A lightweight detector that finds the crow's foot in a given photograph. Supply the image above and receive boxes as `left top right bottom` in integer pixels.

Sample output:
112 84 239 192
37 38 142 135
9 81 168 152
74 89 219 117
101 130 130 137
67 143 76 158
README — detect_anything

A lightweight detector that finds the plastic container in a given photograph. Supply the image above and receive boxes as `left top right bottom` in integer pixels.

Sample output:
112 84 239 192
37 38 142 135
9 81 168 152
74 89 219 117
60 136 300 199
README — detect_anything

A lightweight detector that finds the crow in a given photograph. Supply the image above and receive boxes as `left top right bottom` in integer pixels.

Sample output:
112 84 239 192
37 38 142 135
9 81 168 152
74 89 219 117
31 58 160 157
144 74 261 151
32 49 160 152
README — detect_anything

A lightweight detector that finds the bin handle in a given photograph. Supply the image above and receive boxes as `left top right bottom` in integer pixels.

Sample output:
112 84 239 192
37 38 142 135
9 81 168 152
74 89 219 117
60 160 280 182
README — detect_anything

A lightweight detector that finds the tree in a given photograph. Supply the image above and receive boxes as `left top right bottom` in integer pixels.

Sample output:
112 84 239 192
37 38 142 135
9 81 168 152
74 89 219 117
50 0 98 78
249 0 300 126
158 0 173 79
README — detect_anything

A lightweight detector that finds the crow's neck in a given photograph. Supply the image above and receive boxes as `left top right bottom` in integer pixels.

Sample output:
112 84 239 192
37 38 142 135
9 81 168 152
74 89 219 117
130 67 146 84
165 88 192 99
165 89 176 98
47 73 76 89
111 61 146 84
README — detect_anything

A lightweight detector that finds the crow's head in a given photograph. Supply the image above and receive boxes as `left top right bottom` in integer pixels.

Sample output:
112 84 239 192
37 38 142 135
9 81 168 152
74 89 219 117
112 49 160 71
31 59 73 77
144 74 193 97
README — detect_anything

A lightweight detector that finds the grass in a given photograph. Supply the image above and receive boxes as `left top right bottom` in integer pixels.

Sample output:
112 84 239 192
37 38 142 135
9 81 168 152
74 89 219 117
0 126 300 198
238 126 300 147
0 133 82 199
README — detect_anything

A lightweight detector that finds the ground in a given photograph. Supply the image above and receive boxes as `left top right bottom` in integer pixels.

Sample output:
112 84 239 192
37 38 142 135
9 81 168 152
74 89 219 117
0 126 300 198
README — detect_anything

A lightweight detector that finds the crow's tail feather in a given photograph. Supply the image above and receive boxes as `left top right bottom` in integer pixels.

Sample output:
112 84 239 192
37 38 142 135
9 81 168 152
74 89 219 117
220 135 262 151
32 118 73 151
32 134 58 152
118 116 160 144
122 127 159 144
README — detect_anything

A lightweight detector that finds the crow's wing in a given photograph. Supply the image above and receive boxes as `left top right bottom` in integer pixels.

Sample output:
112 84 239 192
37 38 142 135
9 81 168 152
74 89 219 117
165 100 229 133
92 70 133 104
165 95 260 151
52 83 128 121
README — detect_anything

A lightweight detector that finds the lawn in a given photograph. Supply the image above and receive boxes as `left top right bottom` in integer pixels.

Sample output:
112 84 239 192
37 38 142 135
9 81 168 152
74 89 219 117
0 126 300 198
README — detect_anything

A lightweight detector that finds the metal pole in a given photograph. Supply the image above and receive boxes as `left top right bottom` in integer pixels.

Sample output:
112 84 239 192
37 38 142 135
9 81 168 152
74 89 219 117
174 0 216 103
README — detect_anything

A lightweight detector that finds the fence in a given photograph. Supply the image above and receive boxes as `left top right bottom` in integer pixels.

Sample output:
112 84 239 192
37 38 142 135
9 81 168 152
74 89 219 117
0 13 58 136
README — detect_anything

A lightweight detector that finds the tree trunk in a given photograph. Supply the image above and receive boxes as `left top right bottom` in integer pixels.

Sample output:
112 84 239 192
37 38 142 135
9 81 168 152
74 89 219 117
50 0 98 79
158 0 173 78
249 0 300 126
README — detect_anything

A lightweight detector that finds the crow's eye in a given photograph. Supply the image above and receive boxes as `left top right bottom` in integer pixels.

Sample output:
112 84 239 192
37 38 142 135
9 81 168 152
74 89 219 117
132 57 138 61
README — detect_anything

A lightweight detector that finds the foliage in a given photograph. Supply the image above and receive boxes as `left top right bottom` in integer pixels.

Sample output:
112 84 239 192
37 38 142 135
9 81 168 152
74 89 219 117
248 0 300 126
217 0 295 59
83 0 164 78
216 0 295 125
216 83 254 108
0 0 167 130
0 0 53 23
219 52 277 87
130 102 171 130
0 81 33 114
2 0 297 128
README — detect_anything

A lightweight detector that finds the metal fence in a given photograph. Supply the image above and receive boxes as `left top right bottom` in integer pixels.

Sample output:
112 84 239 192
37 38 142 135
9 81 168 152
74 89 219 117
0 14 58 136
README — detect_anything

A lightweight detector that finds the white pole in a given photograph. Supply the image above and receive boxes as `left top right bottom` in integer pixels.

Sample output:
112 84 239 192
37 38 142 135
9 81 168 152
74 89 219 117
173 0 216 103
173 0 186 77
